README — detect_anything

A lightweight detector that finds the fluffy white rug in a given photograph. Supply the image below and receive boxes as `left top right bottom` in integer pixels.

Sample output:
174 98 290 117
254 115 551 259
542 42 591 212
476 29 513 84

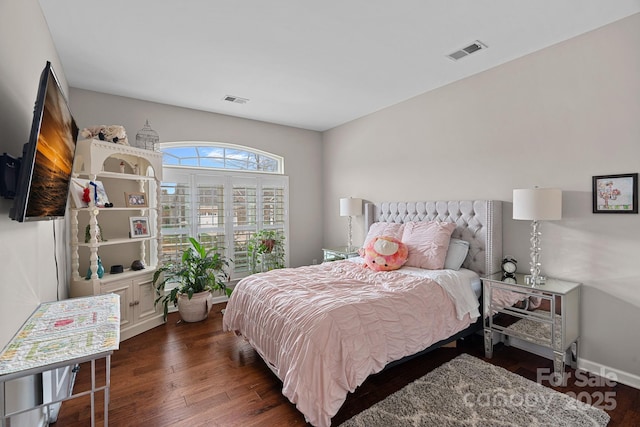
340 354 610 427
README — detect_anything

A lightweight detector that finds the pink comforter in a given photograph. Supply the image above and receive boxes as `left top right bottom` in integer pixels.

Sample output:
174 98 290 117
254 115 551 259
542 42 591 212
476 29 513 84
222 261 473 427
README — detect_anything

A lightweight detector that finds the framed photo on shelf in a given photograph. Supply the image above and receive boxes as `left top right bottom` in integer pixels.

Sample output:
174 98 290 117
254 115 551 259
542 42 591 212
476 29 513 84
592 173 638 214
129 216 151 238
125 192 148 207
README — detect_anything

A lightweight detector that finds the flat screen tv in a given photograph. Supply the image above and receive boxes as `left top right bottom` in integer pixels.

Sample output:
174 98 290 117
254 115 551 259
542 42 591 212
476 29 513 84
9 61 79 222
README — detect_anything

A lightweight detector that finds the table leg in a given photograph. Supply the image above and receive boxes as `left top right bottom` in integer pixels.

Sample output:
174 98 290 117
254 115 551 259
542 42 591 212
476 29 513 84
91 359 96 427
570 340 578 369
484 329 493 358
105 354 110 426
1 380 6 427
553 351 565 376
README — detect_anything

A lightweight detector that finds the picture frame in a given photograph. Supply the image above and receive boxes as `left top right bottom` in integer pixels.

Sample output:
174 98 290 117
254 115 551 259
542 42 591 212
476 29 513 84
129 216 151 238
592 173 638 214
125 192 148 207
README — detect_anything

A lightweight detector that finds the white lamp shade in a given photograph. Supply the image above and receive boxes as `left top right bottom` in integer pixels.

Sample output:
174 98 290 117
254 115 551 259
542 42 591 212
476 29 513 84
340 197 362 217
513 188 562 220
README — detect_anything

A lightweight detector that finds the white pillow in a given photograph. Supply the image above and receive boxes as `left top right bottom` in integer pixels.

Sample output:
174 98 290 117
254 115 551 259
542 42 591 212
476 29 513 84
444 238 470 270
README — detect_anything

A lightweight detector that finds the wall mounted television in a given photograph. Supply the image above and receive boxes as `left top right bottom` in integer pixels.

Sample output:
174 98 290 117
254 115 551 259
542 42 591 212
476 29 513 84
8 61 79 222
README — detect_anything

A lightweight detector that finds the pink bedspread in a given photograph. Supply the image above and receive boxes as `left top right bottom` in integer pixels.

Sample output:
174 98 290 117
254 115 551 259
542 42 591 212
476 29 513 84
222 261 473 427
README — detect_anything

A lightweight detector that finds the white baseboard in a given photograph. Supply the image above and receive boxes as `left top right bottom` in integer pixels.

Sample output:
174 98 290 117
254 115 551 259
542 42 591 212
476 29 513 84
578 358 640 390
211 295 229 304
507 338 640 390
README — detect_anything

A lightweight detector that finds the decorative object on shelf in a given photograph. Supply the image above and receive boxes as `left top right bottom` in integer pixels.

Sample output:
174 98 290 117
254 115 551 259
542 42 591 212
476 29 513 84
86 256 104 279
80 125 129 145
124 192 147 207
129 216 150 238
109 264 124 274
339 197 362 251
134 120 159 151
133 164 139 175
153 237 231 322
119 161 125 173
131 260 145 271
592 173 638 214
513 187 562 286
85 223 106 243
88 180 109 207
70 178 91 208
247 229 285 273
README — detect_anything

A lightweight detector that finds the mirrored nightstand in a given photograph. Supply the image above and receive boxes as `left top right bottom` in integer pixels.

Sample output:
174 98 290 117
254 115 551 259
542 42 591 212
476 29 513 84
322 246 359 262
482 272 581 375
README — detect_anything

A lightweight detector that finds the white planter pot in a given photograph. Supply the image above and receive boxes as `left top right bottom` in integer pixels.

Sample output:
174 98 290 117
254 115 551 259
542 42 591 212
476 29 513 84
177 291 213 322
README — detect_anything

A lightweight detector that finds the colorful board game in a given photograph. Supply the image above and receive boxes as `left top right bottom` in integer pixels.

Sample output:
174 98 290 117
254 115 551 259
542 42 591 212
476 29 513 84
0 294 120 375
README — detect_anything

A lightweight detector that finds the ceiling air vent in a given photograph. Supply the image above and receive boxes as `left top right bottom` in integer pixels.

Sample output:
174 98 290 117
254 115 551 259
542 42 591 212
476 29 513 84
447 41 487 61
223 95 249 104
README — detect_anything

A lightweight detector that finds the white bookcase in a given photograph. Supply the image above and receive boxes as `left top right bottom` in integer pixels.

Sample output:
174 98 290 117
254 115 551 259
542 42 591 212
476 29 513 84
69 139 164 340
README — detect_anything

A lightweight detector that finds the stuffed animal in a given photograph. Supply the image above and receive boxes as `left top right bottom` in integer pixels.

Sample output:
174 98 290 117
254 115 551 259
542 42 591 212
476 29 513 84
362 236 408 271
80 125 129 145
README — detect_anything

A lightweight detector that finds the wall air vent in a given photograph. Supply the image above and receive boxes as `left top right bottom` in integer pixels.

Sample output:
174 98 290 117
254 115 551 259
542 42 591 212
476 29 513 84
447 40 487 61
223 95 249 104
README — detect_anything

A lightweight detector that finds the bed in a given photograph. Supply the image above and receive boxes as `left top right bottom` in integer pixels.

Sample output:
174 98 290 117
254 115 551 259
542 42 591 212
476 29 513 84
223 200 502 427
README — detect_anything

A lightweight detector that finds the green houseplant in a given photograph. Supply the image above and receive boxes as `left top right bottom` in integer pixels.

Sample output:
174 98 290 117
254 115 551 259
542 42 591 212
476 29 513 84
153 237 231 322
247 229 285 273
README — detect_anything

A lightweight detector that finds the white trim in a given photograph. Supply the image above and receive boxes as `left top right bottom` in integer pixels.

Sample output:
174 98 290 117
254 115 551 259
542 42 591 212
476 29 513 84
578 357 640 390
508 338 640 390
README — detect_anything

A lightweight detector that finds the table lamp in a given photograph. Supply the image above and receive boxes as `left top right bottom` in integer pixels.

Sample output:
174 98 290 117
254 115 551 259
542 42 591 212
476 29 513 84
513 187 562 285
340 197 362 251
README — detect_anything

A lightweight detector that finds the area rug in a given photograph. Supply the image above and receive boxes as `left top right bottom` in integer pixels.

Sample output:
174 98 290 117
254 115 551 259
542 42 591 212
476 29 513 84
339 354 609 427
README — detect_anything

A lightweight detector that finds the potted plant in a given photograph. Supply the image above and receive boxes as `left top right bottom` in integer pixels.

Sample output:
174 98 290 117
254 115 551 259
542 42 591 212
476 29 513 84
247 229 285 273
153 237 231 322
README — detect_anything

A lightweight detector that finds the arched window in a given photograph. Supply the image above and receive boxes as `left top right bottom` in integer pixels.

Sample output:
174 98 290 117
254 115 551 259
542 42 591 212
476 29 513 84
160 142 283 174
158 142 288 285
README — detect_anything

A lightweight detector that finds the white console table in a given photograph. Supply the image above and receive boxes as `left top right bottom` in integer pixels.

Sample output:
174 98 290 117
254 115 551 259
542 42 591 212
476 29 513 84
0 294 120 427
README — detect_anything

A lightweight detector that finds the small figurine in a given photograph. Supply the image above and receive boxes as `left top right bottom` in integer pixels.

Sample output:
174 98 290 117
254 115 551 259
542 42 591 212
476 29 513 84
119 161 125 173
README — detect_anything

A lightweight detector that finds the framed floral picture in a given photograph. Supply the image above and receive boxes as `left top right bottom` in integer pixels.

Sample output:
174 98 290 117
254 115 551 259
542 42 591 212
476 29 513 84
592 173 638 214
129 216 151 238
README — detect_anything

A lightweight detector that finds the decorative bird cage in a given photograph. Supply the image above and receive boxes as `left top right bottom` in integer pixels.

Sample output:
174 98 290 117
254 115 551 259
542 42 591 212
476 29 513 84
134 120 159 151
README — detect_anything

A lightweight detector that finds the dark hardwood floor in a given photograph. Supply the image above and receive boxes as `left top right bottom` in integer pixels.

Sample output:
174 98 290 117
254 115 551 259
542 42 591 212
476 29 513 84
54 303 639 426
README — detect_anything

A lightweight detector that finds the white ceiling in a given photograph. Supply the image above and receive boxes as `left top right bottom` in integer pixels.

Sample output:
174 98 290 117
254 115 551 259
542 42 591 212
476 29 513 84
39 1 640 132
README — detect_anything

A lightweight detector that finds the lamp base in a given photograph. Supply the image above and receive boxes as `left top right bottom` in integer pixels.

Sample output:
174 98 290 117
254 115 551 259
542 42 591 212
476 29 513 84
524 274 547 286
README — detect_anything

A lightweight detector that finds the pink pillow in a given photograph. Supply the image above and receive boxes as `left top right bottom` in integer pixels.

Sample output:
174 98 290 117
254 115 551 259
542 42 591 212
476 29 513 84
401 221 456 270
362 222 405 248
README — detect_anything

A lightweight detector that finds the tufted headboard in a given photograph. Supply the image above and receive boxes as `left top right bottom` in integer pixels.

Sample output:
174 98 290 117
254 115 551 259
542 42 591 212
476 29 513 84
364 200 502 276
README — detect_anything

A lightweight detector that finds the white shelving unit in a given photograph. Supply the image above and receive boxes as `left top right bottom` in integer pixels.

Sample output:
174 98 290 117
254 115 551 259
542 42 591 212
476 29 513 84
69 139 164 340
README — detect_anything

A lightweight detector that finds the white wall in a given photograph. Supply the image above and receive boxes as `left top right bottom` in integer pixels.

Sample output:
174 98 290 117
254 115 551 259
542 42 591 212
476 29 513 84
68 89 324 269
323 14 640 381
0 0 71 423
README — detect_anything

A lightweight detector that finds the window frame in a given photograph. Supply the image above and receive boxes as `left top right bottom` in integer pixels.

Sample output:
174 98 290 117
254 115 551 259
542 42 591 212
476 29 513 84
158 142 289 282
160 141 284 174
